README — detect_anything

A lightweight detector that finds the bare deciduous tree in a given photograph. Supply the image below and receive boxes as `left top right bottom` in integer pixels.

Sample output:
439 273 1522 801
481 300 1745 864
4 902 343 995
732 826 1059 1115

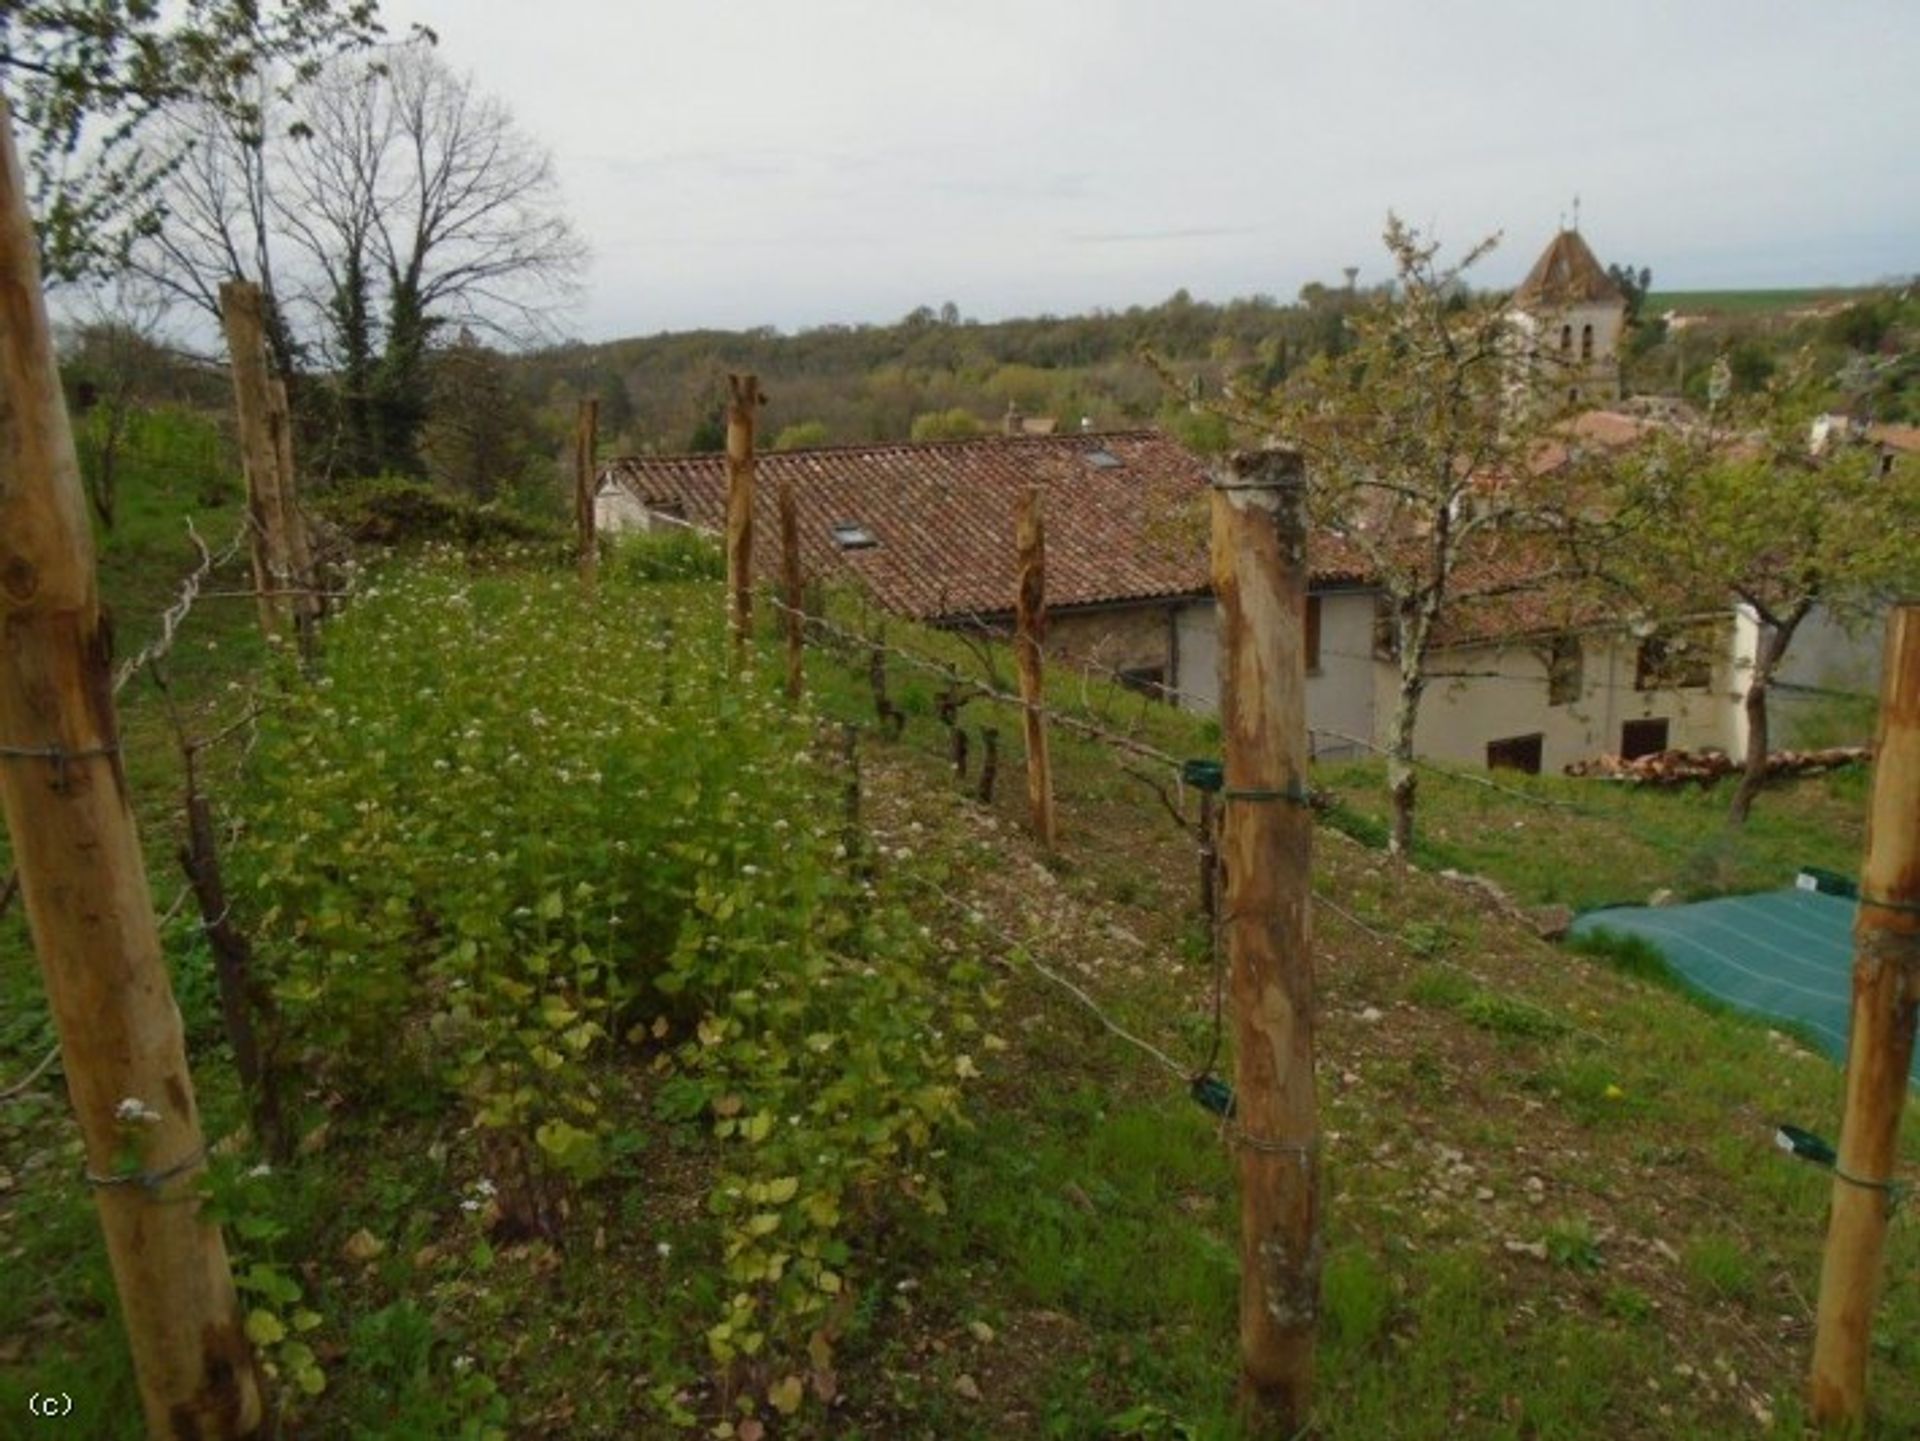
294 46 584 472
125 44 582 478
1228 216 1585 855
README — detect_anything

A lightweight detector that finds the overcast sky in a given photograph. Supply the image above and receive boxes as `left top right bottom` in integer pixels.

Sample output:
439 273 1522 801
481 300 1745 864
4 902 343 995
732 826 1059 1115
382 0 1918 341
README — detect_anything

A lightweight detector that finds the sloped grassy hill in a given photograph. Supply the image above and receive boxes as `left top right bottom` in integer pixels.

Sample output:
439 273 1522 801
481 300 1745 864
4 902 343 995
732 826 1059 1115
2 526 1914 1438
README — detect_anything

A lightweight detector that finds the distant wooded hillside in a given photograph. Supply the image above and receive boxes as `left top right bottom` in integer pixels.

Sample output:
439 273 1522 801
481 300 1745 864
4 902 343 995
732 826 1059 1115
506 286 1372 456
510 277 1919 461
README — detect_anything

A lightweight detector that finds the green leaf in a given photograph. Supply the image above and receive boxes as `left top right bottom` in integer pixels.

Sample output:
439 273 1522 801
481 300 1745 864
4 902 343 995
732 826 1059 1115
768 1375 805 1415
244 1309 286 1346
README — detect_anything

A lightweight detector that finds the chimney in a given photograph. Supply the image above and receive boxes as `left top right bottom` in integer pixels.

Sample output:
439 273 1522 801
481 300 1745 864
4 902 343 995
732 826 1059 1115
1004 399 1022 436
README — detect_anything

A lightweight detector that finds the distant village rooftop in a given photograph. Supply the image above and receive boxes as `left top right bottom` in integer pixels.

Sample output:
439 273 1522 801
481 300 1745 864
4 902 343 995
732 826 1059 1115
600 429 1367 622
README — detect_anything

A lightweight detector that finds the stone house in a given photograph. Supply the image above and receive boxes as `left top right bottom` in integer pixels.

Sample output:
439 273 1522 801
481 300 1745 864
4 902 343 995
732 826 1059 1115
596 430 1368 711
597 423 1883 775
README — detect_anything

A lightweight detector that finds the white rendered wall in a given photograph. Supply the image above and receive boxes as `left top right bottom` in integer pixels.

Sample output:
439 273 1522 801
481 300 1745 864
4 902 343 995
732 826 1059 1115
1307 591 1379 759
594 483 652 534
1729 603 1885 753
1173 590 1377 758
1376 628 1734 773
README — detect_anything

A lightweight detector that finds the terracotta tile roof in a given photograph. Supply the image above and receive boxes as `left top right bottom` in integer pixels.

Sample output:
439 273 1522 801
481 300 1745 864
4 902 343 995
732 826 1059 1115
603 430 1370 620
1435 547 1610 648
1512 229 1625 309
1434 532 1718 651
1868 423 1920 454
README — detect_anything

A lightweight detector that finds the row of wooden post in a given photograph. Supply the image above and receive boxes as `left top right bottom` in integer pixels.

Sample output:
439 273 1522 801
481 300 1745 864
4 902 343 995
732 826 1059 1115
704 385 1920 1434
575 396 599 588
219 280 319 659
719 371 1060 843
710 368 1322 1429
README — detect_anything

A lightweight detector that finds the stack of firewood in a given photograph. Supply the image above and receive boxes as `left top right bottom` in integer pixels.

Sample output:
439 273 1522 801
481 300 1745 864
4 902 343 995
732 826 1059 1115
1563 745 1869 785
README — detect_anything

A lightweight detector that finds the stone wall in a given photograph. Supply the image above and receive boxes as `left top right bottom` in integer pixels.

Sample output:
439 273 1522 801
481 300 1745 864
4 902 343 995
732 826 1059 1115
1046 603 1175 681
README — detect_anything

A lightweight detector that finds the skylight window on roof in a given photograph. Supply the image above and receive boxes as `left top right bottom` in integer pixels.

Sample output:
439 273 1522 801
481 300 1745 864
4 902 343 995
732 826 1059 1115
1084 449 1122 470
831 523 877 550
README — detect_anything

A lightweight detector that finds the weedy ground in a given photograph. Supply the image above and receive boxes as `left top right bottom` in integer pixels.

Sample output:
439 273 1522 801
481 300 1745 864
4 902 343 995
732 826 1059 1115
1 510 1915 1440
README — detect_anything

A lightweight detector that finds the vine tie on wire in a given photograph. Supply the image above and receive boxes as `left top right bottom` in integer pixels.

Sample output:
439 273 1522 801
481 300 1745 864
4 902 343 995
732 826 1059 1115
83 1144 208 1199
1776 1124 1911 1214
0 741 122 792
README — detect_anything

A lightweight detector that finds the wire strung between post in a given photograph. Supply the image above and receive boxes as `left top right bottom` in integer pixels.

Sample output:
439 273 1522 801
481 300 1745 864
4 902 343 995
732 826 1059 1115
902 871 1191 1083
1313 886 1605 1045
768 592 1186 771
0 741 123 793
112 515 253 694
905 873 1318 1156
82 1144 208 1198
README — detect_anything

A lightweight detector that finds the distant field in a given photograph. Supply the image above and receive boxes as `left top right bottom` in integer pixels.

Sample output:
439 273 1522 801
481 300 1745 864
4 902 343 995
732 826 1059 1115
1646 286 1868 316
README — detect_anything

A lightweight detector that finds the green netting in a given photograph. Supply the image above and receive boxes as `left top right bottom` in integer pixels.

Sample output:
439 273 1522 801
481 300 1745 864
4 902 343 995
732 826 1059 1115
1572 887 1920 1088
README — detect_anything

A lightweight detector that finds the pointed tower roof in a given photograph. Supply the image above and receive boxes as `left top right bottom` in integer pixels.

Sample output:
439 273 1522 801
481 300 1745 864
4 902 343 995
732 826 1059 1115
1513 229 1623 308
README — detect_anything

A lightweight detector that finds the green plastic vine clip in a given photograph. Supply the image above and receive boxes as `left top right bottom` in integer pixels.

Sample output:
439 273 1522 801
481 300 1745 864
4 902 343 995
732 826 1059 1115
1190 1074 1235 1118
1775 1123 1837 1168
1181 759 1223 794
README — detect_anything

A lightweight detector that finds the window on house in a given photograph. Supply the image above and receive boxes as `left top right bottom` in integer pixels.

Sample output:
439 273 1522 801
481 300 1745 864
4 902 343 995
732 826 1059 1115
1546 634 1582 706
1560 323 1573 352
830 522 878 550
1117 666 1167 700
1621 717 1670 759
1636 625 1714 690
1305 594 1322 674
1581 323 1595 360
1486 733 1544 775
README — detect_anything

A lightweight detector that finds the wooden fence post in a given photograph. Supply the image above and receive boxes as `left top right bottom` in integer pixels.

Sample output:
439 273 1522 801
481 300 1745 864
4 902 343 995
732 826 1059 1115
576 397 599 588
779 468 804 702
1211 447 1319 1435
0 95 263 1438
1810 603 1920 1426
218 280 294 646
1014 485 1057 848
266 379 320 650
725 373 761 660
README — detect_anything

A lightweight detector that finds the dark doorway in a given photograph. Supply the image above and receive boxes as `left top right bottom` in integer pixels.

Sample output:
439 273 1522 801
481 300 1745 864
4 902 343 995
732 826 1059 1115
1621 718 1670 759
1486 733 1545 775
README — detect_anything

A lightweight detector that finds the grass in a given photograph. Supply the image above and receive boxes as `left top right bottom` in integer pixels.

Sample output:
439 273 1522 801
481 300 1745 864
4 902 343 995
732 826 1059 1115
4 517 1917 1437
1313 755 1867 911
1645 288 1869 316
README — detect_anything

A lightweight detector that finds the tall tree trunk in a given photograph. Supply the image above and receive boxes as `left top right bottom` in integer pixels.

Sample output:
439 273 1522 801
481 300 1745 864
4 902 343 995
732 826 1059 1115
1387 683 1420 856
1729 607 1806 827
1386 605 1432 858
